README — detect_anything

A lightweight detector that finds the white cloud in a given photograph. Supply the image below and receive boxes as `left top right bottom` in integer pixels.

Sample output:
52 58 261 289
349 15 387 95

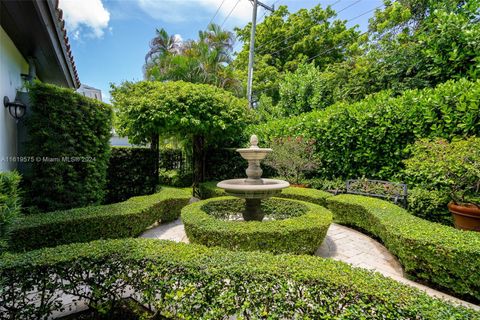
137 0 252 25
59 0 111 39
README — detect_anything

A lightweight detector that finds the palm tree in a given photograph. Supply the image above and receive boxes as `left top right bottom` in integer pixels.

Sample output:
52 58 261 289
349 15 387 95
144 28 182 78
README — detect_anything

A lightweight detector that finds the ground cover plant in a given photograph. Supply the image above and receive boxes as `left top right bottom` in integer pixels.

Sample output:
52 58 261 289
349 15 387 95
9 187 190 252
23 82 113 212
1 238 477 319
327 195 480 302
182 196 332 254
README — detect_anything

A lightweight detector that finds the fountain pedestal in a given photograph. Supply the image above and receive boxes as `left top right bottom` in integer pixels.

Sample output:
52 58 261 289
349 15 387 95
217 135 289 221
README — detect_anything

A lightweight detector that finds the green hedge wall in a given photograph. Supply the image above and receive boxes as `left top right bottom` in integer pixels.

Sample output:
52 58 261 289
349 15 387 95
23 82 113 212
0 172 21 252
9 187 190 252
251 78 480 180
1 239 477 319
182 196 332 255
327 195 480 302
105 147 158 203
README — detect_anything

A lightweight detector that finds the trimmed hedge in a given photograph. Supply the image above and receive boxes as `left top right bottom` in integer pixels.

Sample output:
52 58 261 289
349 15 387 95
23 81 113 212
0 172 21 252
251 78 480 180
408 187 452 225
327 195 480 302
9 187 190 252
1 239 477 319
198 181 333 206
182 196 332 255
105 147 158 203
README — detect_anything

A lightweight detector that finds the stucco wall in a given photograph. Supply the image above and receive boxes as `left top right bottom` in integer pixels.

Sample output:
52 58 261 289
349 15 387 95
0 26 28 171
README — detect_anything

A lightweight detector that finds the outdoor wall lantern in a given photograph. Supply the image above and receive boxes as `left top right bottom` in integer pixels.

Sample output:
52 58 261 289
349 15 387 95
3 96 27 121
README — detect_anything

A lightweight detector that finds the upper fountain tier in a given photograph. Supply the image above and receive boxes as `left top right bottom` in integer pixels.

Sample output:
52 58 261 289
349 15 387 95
236 134 272 162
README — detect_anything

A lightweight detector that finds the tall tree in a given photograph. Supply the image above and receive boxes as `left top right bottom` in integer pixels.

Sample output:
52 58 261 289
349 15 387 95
110 81 252 196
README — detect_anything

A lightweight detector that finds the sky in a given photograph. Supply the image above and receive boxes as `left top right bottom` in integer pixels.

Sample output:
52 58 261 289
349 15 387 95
59 0 384 103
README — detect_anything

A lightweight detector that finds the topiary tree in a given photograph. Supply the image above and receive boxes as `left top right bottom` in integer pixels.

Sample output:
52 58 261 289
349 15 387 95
111 81 251 196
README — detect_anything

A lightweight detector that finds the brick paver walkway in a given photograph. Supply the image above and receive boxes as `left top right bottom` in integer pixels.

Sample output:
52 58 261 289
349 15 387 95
141 220 480 310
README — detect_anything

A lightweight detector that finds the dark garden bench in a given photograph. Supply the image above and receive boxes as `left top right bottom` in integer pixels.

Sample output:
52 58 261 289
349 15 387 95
334 179 408 207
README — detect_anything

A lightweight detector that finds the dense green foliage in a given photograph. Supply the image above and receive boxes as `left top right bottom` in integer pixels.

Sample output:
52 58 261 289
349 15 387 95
404 137 480 205
264 137 319 184
252 78 480 180
182 196 332 255
3 239 476 319
9 187 190 252
23 82 112 212
0 172 21 252
106 147 158 203
407 187 452 225
327 195 480 302
111 80 251 191
159 169 193 188
234 4 360 102
111 81 250 145
242 0 479 115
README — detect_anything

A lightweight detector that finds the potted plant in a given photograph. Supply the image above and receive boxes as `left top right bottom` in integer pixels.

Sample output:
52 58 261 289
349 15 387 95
264 136 319 187
404 137 480 231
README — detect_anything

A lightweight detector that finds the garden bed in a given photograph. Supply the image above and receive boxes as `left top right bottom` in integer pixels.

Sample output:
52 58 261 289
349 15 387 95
182 196 332 255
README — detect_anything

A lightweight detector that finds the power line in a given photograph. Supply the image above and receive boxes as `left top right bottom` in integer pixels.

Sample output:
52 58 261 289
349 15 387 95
209 0 228 26
256 4 382 57
221 0 242 27
255 0 344 53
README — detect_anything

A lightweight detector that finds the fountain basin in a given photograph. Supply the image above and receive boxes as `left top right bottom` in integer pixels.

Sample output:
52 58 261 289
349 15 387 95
217 179 290 199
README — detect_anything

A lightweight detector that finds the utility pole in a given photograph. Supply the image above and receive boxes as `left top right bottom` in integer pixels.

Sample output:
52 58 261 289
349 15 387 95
247 0 274 108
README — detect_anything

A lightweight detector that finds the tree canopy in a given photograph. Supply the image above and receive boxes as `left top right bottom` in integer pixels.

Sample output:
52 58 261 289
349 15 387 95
111 80 251 144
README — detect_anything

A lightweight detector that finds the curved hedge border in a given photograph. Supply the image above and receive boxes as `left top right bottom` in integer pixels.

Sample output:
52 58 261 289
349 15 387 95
199 181 333 205
9 187 191 252
0 239 477 319
327 195 480 302
182 196 332 254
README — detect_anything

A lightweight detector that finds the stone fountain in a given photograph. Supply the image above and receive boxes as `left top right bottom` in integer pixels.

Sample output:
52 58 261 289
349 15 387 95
217 135 289 221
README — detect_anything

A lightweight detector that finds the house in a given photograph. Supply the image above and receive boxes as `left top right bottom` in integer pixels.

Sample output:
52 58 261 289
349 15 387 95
77 84 102 101
0 0 80 171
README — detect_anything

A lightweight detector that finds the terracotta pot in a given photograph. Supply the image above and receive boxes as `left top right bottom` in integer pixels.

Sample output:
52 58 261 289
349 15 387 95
448 201 480 232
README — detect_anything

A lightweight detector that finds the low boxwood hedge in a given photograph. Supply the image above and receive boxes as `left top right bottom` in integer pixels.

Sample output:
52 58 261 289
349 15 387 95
182 196 332 255
199 181 333 205
327 195 480 302
9 187 191 252
0 239 477 319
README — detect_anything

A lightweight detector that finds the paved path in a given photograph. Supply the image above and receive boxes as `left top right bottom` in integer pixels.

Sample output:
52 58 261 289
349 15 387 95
141 220 480 311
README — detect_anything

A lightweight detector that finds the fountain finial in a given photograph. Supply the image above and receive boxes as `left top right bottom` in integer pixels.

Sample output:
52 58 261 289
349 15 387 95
250 134 259 148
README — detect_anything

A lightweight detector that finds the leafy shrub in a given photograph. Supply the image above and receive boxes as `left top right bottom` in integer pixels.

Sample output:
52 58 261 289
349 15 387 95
204 147 247 181
251 78 480 180
404 137 480 205
23 82 113 212
105 147 158 203
9 187 190 252
159 169 192 188
182 196 332 255
159 147 185 170
306 177 346 192
0 172 21 252
407 188 452 225
264 136 319 184
0 239 477 319
327 195 480 302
